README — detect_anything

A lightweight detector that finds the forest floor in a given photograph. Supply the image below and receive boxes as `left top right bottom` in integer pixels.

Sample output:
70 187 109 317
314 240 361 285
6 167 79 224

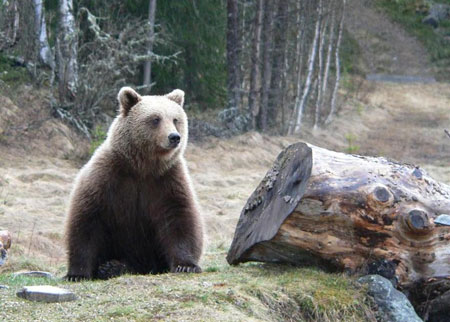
1 1 449 320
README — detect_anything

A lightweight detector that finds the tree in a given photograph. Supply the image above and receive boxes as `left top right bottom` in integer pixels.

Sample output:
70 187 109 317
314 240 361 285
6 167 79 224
226 0 241 109
268 0 289 130
289 0 322 134
248 0 263 129
325 0 346 125
258 0 274 131
143 0 157 89
34 0 54 68
56 0 78 104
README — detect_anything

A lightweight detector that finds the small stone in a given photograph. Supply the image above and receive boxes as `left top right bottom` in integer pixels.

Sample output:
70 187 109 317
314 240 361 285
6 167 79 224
283 195 291 203
17 285 76 303
0 284 9 289
13 271 54 279
358 275 422 322
435 214 450 226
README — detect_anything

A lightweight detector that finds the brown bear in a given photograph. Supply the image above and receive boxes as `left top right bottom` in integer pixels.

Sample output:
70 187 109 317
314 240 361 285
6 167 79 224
65 87 204 280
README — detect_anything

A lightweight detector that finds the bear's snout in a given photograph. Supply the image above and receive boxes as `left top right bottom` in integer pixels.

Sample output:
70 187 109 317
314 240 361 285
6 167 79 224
168 133 181 147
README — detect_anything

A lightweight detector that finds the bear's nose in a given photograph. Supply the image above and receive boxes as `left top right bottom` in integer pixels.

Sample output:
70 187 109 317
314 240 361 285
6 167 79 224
168 133 181 145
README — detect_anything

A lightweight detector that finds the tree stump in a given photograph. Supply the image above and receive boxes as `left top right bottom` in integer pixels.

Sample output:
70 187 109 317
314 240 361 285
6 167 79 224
227 143 450 290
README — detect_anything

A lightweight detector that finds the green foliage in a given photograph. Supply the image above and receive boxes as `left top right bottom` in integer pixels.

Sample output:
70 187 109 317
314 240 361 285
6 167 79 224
345 133 360 154
376 0 450 79
341 30 363 75
153 1 227 110
0 55 29 87
89 125 107 155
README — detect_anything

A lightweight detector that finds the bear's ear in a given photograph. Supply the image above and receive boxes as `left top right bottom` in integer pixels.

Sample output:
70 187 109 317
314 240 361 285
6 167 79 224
165 89 185 107
118 87 142 115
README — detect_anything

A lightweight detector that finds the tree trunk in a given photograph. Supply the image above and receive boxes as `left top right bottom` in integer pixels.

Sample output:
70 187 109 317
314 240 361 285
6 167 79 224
258 0 274 131
325 0 346 125
226 0 241 109
313 11 327 130
57 0 78 104
227 142 450 292
268 0 289 129
290 0 322 134
286 3 305 135
143 0 157 89
34 0 54 68
322 10 336 107
248 0 263 129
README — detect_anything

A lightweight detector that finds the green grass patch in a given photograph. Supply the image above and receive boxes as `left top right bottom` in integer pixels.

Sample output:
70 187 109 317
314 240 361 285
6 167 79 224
0 55 29 87
376 0 450 79
0 250 375 321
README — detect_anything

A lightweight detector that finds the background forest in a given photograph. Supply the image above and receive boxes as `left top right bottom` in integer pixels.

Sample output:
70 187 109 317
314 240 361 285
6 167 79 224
1 0 357 138
1 0 449 138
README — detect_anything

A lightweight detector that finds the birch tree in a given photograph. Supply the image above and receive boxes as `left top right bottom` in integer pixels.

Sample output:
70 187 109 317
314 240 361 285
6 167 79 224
313 7 328 130
289 0 322 134
325 0 346 125
143 0 157 89
57 0 78 104
34 0 54 68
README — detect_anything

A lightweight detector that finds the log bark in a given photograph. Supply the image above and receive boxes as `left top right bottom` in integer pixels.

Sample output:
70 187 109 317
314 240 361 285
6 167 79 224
227 143 450 291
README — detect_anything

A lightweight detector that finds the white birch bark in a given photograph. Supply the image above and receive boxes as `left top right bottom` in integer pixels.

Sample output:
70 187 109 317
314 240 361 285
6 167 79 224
290 0 322 134
287 2 305 135
313 12 328 130
34 0 54 68
143 0 157 87
322 10 336 100
325 0 346 125
57 0 78 101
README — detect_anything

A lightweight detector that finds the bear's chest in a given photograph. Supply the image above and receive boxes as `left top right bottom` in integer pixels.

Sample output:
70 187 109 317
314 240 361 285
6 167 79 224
105 175 168 227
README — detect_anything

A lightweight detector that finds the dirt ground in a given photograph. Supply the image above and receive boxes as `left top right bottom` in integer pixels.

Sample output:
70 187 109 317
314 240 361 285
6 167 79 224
0 79 449 271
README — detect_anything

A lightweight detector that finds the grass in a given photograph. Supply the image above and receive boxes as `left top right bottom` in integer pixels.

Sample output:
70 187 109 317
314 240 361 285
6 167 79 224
0 55 29 87
376 0 450 80
0 250 375 321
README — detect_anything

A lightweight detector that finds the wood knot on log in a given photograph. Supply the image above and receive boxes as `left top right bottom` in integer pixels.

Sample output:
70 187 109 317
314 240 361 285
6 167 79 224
403 209 434 235
374 186 391 203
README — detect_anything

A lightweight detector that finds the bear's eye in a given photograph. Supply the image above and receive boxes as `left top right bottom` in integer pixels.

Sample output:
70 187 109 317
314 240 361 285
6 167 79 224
151 117 160 126
173 118 178 125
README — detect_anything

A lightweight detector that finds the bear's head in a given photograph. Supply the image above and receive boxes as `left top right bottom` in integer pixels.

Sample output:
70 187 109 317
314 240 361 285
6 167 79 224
108 87 188 174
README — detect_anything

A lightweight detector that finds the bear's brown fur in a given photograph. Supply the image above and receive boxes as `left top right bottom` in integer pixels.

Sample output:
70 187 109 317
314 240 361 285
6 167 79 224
65 87 204 280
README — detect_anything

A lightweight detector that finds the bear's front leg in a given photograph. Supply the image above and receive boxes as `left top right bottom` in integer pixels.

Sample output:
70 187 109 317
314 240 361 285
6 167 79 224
156 208 204 274
66 218 106 281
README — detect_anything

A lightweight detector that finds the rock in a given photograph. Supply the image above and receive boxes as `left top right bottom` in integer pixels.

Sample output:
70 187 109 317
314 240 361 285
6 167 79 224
358 275 422 322
13 271 54 279
0 285 9 289
434 214 450 226
17 285 76 303
423 4 450 28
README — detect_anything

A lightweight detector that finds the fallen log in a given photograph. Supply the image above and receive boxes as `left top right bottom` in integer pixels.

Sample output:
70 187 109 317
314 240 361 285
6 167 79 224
227 143 450 290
